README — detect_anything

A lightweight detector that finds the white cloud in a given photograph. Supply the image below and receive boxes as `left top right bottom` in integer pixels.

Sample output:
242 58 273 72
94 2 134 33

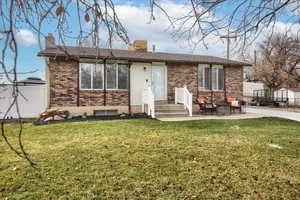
99 1 228 57
99 1 299 59
15 29 38 46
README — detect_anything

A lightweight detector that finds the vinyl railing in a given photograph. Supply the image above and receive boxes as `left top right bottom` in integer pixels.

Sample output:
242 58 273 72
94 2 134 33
142 86 155 118
175 86 193 116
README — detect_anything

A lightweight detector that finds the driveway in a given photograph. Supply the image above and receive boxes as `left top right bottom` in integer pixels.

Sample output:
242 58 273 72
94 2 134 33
246 107 300 122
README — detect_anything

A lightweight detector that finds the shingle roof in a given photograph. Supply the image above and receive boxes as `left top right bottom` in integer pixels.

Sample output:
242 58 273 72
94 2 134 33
38 46 251 66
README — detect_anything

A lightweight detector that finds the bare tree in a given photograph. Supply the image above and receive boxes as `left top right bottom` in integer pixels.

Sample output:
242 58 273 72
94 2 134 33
166 0 300 54
1 0 300 166
0 0 130 168
252 32 300 91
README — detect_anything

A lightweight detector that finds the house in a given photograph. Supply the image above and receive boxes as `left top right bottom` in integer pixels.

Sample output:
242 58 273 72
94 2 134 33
0 77 46 118
38 34 251 117
274 88 300 105
243 82 264 102
17 77 46 85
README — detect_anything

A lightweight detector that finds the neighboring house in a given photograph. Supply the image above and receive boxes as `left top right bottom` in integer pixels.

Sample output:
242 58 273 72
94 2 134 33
17 77 46 85
38 34 250 117
274 88 300 105
243 82 265 102
0 77 46 118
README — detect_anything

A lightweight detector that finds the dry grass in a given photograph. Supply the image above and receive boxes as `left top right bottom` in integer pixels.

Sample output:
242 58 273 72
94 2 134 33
0 118 300 199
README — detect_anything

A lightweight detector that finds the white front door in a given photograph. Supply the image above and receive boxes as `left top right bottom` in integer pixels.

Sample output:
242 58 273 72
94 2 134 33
130 63 152 105
152 66 166 100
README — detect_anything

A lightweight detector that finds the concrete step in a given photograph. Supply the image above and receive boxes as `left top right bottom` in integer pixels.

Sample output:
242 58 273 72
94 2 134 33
154 104 188 117
155 109 187 113
155 104 185 109
156 115 188 118
155 113 188 118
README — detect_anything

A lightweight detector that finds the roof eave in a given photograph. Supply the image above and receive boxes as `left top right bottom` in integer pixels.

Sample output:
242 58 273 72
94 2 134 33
37 52 251 67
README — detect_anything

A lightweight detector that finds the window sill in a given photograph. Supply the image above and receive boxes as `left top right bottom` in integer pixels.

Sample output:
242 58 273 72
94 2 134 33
80 89 128 91
198 89 224 92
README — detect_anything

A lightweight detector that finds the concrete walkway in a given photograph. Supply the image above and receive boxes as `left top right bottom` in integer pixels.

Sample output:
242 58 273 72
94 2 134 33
246 107 300 122
157 113 266 122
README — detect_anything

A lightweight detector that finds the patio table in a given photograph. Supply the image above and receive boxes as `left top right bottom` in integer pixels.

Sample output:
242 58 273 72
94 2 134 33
216 103 231 116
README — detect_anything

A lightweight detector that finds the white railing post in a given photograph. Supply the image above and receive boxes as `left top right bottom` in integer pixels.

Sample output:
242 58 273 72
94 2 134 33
174 86 193 117
175 87 178 104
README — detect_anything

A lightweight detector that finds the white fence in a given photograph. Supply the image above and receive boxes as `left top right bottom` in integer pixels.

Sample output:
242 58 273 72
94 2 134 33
0 85 47 119
175 87 193 116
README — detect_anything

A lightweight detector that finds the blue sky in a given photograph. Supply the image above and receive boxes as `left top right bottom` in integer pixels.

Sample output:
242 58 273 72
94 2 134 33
0 0 297 82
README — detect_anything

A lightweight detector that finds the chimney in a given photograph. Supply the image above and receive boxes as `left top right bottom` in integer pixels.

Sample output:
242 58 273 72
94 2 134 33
132 40 147 52
45 33 55 48
152 44 156 52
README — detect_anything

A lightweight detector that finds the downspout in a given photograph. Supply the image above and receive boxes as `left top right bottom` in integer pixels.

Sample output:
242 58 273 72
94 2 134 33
210 64 213 103
224 66 227 102
103 58 107 106
45 58 50 109
77 62 80 106
128 62 132 115
196 64 199 98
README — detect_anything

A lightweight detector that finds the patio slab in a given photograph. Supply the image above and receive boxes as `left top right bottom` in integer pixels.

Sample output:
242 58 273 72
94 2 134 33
157 113 267 121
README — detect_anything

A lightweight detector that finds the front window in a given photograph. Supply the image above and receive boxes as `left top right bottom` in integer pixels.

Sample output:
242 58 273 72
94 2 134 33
80 63 128 90
80 63 93 89
118 64 129 89
106 64 117 89
198 64 224 90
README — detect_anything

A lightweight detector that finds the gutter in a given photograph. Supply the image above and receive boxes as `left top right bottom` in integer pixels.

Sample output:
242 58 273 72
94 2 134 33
37 53 252 67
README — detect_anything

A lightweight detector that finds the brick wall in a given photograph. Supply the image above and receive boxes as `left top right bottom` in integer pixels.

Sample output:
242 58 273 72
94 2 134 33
79 90 128 106
225 66 243 99
49 58 243 108
48 58 128 107
167 63 243 103
167 63 198 102
49 58 78 107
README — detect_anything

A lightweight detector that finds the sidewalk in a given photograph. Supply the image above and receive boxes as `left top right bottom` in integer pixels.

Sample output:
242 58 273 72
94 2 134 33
246 107 300 122
157 113 266 121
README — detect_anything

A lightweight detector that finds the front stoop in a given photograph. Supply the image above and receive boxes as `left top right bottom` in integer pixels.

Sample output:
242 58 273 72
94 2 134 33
155 104 188 118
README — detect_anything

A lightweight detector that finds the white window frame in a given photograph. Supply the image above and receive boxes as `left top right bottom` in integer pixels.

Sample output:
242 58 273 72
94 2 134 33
213 65 224 91
79 63 128 91
79 63 104 90
198 64 224 91
117 64 130 90
106 64 129 90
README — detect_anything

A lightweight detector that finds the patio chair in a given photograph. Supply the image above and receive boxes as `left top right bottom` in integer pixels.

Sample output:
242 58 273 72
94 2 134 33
195 97 217 114
226 97 243 113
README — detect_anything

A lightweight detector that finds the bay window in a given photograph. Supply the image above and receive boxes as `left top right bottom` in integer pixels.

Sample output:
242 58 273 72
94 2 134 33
198 64 224 90
80 63 128 90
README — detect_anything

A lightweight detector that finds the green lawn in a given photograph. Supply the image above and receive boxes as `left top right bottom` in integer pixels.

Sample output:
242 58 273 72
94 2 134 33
1 118 300 200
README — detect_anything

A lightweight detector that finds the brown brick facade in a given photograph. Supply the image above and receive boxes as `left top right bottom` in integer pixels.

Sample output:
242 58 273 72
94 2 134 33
48 58 128 107
167 63 198 102
79 90 128 106
49 58 78 107
225 66 243 99
49 58 243 109
167 63 243 103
